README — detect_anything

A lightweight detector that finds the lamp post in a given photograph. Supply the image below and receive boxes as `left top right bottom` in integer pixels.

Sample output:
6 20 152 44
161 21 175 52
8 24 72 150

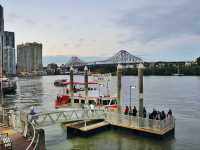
98 84 104 97
129 85 136 107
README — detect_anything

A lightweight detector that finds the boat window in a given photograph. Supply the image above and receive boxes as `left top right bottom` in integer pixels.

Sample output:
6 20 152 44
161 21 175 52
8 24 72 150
89 100 95 104
110 99 117 105
74 99 79 103
102 100 109 105
81 100 85 104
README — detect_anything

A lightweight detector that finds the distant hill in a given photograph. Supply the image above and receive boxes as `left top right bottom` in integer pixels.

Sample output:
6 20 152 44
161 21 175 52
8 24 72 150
43 56 106 66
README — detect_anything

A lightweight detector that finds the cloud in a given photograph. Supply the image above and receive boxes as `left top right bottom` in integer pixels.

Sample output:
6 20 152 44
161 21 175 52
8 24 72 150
58 15 68 21
117 0 200 44
6 13 37 26
63 43 69 47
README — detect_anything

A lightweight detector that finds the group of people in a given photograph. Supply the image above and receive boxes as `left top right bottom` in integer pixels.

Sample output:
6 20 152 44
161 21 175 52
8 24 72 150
124 105 173 120
149 109 172 120
124 105 147 117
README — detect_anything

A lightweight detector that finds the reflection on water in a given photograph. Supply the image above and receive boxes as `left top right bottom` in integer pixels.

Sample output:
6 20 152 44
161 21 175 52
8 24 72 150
3 75 200 150
69 131 175 150
3 77 44 107
47 127 175 150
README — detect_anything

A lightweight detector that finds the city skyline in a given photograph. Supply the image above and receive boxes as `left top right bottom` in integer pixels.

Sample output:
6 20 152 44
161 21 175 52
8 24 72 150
1 0 200 61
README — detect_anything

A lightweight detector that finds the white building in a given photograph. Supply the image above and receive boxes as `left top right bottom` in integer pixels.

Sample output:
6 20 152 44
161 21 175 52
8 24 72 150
17 42 43 76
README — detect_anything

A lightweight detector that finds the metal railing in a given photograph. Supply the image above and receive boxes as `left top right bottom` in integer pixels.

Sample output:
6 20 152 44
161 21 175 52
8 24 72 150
22 108 175 150
26 121 43 150
105 111 175 131
33 133 40 150
26 121 36 150
29 108 175 132
31 109 107 126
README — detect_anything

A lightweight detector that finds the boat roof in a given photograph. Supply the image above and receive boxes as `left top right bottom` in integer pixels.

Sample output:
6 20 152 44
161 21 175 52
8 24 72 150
62 81 98 85
74 95 117 99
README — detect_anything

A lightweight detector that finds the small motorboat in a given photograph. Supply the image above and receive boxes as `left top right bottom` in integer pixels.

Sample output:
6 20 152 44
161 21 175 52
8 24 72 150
54 79 67 86
0 77 17 94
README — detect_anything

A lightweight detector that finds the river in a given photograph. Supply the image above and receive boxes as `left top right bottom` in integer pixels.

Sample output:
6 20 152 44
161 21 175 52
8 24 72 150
3 75 200 150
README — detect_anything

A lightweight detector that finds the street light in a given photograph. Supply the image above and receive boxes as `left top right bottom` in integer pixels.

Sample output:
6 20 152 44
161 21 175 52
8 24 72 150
129 85 136 107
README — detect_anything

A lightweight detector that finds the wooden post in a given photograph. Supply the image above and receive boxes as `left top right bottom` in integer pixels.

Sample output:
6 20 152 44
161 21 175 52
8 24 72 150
84 66 88 104
138 63 144 117
117 64 123 113
70 66 74 106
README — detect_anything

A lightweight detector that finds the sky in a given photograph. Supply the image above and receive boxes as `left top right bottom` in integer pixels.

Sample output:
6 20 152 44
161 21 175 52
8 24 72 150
1 0 200 62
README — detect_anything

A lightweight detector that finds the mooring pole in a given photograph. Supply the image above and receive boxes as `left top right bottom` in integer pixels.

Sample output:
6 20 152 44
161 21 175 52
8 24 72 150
84 66 88 104
70 66 74 106
117 64 123 113
138 63 145 117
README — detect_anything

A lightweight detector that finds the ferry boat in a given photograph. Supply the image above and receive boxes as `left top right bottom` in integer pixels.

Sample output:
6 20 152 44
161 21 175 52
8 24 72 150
172 66 184 76
54 81 118 110
172 73 184 76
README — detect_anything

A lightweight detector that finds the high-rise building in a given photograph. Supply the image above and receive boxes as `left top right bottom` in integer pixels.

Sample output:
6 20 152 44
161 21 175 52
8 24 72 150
0 5 4 77
17 42 43 75
3 31 16 76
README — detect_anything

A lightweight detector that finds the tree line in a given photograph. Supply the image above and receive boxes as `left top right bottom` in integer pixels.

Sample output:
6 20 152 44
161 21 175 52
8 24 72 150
89 57 200 76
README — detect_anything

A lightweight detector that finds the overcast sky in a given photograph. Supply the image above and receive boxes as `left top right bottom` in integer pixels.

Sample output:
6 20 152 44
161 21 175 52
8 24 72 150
1 0 200 61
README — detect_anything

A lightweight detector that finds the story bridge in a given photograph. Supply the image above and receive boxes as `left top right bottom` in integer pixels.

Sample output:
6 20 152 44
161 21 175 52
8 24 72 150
65 50 143 68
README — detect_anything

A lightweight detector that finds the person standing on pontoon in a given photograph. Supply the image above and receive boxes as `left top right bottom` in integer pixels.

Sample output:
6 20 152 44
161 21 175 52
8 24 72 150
90 103 95 114
29 106 38 125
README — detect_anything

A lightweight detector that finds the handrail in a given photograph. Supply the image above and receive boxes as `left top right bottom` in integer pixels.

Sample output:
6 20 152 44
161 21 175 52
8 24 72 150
33 133 40 150
104 111 175 130
26 121 36 150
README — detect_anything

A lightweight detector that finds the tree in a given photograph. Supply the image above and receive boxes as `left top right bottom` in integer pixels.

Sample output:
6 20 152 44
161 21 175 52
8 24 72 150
197 57 200 65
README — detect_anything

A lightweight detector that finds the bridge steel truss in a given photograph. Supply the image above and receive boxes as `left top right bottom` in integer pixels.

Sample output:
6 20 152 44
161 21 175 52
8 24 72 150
102 50 143 65
66 50 143 67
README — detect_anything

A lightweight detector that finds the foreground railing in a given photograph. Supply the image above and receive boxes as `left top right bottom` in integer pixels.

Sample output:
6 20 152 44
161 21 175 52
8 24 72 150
26 121 38 150
25 121 46 150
